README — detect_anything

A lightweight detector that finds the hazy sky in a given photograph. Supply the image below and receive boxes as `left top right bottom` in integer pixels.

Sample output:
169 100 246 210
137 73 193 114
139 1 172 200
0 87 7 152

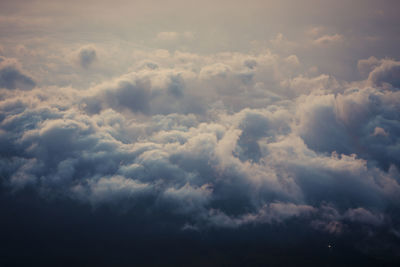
1 0 400 81
1 0 400 266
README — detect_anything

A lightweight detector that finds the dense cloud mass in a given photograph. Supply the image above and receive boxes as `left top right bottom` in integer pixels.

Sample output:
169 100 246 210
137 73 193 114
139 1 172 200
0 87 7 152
0 56 35 90
1 0 400 265
1 49 400 229
77 46 97 69
1 49 400 266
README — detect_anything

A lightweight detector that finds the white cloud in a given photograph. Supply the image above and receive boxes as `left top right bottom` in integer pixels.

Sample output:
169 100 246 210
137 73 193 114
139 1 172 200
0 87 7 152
313 34 344 45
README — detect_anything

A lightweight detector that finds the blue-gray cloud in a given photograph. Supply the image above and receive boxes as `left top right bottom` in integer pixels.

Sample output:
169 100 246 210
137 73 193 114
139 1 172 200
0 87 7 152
1 1 400 264
1 52 400 265
0 56 35 90
78 46 97 69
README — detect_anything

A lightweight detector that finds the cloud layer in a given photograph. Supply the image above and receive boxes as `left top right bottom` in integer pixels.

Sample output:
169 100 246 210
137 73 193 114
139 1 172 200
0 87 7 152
1 1 400 265
1 49 400 240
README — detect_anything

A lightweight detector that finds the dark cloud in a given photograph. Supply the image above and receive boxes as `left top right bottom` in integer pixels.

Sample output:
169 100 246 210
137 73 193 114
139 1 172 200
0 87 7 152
1 0 400 264
368 59 400 89
78 46 97 69
244 59 257 69
0 56 35 90
295 80 400 171
1 53 400 265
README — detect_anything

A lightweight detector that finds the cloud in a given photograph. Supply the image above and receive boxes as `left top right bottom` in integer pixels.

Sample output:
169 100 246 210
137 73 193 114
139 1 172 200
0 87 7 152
280 74 341 96
313 34 344 45
77 175 152 204
1 47 400 264
156 31 179 41
306 26 325 37
344 207 384 226
156 31 195 43
0 56 35 90
269 33 297 52
77 46 97 68
367 58 400 89
358 56 381 76
284 55 300 66
1 1 400 264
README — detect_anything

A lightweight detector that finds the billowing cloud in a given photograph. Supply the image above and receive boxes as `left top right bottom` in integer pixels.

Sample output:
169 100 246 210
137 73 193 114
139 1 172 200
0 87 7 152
1 1 400 264
313 34 344 46
0 56 35 90
367 58 400 89
1 51 400 239
77 46 97 69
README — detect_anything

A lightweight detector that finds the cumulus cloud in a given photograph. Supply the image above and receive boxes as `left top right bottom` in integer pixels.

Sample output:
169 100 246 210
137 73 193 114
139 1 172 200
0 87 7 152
367 58 400 89
1 46 400 265
2 1 400 264
284 54 300 66
358 56 381 76
343 207 384 226
313 34 344 45
77 46 97 68
0 56 35 90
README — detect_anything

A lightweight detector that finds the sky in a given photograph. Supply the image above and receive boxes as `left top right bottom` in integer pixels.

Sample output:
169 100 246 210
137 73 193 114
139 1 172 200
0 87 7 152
1 0 400 266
